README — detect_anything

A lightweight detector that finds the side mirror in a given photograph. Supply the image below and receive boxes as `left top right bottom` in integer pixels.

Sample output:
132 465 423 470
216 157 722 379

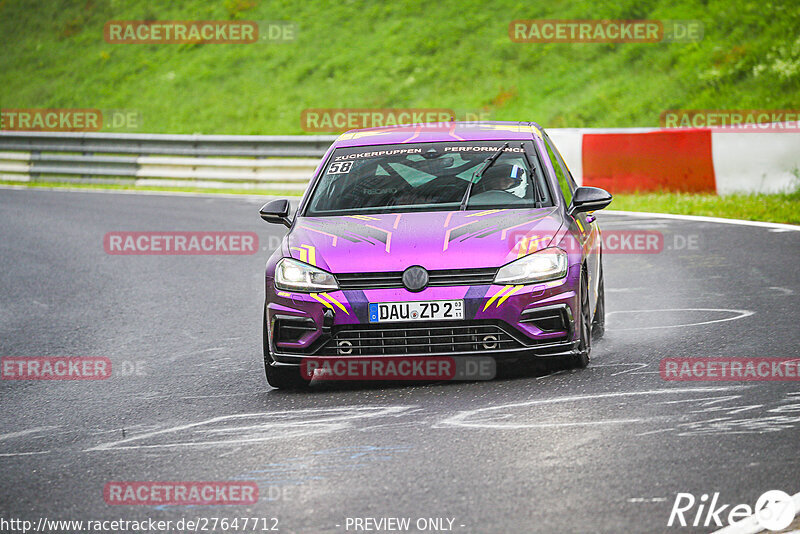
259 199 292 228
568 186 612 216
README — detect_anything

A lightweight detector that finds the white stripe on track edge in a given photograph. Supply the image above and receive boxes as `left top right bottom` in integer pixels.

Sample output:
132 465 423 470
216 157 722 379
604 210 800 231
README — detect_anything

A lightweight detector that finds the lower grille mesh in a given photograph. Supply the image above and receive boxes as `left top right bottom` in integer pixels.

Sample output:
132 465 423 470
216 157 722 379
320 321 522 356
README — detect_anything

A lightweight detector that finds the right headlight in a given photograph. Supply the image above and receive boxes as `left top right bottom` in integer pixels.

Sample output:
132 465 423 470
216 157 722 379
275 258 339 292
494 247 568 285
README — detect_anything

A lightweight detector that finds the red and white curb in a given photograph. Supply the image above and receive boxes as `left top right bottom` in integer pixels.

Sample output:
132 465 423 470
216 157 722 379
549 126 800 195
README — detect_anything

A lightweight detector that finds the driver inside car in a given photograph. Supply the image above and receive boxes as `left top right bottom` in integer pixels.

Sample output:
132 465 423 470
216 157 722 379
476 163 526 196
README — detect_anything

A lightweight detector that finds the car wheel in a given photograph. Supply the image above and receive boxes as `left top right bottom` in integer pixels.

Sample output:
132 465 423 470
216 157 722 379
592 263 605 340
263 307 310 390
568 272 591 369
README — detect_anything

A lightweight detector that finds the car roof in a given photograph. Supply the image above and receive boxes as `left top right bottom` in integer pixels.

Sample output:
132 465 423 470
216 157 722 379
334 121 545 147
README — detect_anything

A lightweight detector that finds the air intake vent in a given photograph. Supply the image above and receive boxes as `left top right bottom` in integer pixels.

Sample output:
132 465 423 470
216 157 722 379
520 305 571 335
273 316 317 343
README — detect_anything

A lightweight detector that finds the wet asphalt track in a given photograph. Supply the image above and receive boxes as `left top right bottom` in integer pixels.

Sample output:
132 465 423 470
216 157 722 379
0 188 798 534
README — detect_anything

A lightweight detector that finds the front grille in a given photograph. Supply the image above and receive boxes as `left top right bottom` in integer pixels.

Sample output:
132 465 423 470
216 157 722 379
319 321 522 356
336 268 496 290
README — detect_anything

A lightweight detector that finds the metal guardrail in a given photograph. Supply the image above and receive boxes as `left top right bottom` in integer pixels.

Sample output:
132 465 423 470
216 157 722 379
0 131 338 191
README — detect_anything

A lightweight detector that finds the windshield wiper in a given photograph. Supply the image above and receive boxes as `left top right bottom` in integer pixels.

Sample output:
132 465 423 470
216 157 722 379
526 142 544 208
459 142 509 211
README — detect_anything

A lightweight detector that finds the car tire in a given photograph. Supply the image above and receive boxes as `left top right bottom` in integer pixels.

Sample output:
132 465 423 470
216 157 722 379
592 263 605 340
568 272 591 369
263 307 310 390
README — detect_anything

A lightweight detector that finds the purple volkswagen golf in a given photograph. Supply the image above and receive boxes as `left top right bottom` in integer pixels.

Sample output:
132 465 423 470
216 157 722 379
259 122 612 389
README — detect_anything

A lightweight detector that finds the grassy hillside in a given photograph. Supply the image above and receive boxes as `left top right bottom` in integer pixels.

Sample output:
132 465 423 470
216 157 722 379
1 0 799 134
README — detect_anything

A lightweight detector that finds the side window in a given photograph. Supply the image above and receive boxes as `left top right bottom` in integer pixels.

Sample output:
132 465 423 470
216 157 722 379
543 135 574 206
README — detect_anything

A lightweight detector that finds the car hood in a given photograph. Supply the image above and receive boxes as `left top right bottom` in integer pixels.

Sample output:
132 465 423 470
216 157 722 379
286 207 563 273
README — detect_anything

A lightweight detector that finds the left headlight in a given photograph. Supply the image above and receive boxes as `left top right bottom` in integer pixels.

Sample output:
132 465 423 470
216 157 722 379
275 258 339 292
494 247 568 285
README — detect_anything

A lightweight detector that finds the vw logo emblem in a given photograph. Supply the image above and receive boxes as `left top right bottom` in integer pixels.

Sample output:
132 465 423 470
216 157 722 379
402 266 429 292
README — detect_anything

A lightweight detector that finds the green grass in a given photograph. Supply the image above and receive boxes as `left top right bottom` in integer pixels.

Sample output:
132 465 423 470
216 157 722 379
2 2 798 223
611 190 800 224
4 180 798 225
1 0 799 134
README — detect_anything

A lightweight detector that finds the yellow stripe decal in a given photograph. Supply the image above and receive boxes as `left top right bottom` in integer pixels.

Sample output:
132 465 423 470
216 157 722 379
289 246 307 263
528 236 547 254
301 244 316 266
517 237 530 259
496 285 523 307
320 292 350 315
483 285 512 311
576 219 584 233
465 209 502 218
310 293 333 309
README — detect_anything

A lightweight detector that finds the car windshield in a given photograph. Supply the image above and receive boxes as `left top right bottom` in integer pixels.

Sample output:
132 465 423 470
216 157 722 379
304 141 551 216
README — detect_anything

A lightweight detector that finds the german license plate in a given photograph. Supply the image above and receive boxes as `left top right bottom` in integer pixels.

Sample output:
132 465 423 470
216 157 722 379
369 300 464 323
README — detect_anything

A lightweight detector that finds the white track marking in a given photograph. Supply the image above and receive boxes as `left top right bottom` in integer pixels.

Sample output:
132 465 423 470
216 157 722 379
591 363 650 376
0 426 59 442
597 219 670 227
85 405 415 451
769 286 795 295
606 287 646 293
536 369 569 380
0 450 52 457
607 308 754 330
440 387 739 429
635 428 673 437
654 395 743 407
604 210 800 231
